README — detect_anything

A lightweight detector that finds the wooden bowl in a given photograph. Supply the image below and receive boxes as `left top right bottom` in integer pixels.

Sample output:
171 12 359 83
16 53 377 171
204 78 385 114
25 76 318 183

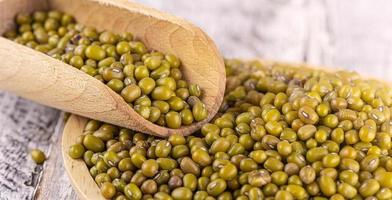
62 115 106 200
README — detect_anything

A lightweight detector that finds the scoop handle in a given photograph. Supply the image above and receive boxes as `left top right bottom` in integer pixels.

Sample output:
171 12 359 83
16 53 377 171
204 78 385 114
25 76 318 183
0 37 139 130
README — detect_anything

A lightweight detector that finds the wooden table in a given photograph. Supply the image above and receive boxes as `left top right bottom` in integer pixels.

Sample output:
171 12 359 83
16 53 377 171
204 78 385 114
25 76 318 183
1 0 391 199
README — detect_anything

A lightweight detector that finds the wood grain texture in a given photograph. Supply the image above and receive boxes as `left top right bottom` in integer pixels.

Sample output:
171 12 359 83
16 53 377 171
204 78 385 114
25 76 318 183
1 0 392 199
0 0 226 137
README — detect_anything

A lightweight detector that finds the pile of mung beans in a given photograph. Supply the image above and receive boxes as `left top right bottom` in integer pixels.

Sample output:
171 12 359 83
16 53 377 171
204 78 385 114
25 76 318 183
67 59 392 200
6 10 392 200
4 10 208 129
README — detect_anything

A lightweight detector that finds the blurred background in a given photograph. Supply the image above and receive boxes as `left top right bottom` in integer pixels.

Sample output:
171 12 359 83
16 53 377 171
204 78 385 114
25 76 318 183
1 0 392 199
141 0 392 80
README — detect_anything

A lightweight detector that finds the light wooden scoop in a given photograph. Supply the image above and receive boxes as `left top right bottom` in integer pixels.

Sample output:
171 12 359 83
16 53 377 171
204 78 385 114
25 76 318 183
0 0 226 137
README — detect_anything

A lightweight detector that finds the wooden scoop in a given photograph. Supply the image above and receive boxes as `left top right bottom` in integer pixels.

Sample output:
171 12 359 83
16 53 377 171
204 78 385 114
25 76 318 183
0 0 226 137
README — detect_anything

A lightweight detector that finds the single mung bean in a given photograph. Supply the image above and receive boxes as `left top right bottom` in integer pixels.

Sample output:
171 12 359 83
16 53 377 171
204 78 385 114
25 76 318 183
31 149 46 164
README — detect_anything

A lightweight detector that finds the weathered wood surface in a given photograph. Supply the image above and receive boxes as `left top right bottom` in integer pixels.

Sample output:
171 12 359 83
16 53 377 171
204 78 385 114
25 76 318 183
0 0 392 199
34 114 79 200
0 92 59 200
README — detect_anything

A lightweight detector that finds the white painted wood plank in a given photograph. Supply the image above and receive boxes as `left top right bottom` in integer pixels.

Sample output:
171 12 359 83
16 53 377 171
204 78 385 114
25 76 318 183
142 0 392 80
0 92 59 200
141 0 311 61
324 0 392 80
